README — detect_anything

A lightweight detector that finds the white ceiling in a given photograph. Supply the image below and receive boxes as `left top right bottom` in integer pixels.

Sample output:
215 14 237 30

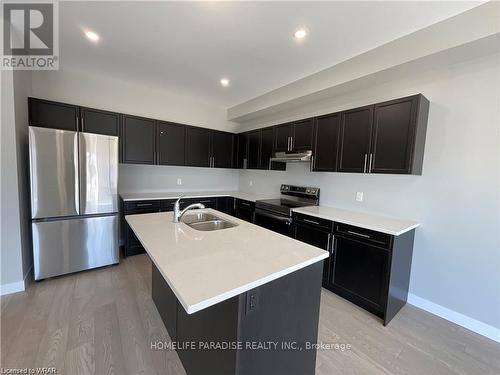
59 1 483 107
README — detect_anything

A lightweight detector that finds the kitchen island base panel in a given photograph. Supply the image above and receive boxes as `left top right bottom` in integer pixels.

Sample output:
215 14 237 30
152 261 323 375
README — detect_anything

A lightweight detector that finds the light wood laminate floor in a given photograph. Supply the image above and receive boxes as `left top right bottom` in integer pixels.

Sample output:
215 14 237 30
1 255 499 374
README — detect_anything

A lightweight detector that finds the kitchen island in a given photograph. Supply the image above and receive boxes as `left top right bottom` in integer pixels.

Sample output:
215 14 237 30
126 209 328 375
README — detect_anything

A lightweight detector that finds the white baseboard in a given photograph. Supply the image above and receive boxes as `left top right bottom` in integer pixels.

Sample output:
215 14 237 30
0 264 32 297
0 280 25 296
407 293 500 343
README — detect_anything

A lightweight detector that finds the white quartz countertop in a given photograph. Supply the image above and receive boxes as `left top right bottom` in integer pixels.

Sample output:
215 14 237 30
120 190 270 202
125 209 328 314
293 206 419 236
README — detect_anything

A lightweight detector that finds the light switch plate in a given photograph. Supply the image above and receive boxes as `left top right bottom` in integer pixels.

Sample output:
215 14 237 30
177 178 182 185
356 192 364 202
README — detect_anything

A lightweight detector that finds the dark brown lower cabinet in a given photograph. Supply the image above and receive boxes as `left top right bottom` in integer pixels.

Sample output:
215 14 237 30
216 196 234 215
294 214 415 325
152 261 323 375
331 235 389 313
294 223 332 284
122 199 161 257
234 199 254 223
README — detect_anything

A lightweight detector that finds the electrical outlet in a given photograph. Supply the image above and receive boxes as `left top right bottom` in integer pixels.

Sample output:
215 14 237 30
356 192 364 202
177 178 182 185
249 180 253 187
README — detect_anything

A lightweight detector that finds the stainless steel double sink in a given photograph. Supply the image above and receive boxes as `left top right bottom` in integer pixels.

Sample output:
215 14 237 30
181 212 238 231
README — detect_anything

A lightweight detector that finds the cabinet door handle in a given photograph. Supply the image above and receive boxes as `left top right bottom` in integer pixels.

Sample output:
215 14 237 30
303 218 320 225
347 230 371 239
310 155 314 172
241 202 250 207
368 153 373 173
291 136 294 151
76 114 80 131
363 154 368 173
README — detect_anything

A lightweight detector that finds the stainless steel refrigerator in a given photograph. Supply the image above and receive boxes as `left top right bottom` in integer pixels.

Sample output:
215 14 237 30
29 126 119 280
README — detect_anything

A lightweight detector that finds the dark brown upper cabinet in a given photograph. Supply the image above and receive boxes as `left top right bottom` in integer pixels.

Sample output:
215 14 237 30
337 94 429 175
370 95 429 175
338 105 374 173
247 130 261 169
185 126 211 167
313 113 341 172
157 121 185 166
246 128 285 170
211 131 234 169
29 97 79 131
274 123 293 152
291 118 314 151
80 107 119 136
274 119 314 153
236 133 248 169
121 115 156 165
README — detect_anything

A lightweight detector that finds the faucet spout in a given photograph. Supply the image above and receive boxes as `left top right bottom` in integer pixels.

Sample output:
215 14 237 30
173 198 205 223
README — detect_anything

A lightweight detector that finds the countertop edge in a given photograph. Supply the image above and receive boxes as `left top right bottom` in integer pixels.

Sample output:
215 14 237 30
292 207 420 236
125 212 328 315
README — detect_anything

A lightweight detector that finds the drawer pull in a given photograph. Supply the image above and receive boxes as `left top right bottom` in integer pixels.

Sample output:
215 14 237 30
303 218 320 225
241 202 250 207
347 230 371 239
136 203 153 207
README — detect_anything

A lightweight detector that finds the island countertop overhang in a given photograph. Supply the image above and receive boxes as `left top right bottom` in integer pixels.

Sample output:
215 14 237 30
125 209 329 314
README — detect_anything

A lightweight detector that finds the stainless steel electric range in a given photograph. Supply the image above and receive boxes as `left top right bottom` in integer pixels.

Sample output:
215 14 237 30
254 184 320 237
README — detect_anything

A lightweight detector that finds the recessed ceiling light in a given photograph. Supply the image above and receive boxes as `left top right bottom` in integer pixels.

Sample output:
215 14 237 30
294 29 307 40
220 78 229 87
85 30 100 42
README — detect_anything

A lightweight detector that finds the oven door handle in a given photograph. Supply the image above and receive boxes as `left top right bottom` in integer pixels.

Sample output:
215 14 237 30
255 209 293 225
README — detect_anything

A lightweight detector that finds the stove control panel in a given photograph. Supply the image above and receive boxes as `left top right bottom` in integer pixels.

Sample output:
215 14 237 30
280 184 320 199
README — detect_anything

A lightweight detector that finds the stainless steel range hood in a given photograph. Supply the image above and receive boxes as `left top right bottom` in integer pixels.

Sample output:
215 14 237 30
270 150 312 163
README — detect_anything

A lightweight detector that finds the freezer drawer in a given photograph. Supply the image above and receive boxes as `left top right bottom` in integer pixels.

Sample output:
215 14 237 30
79 132 118 215
32 215 119 280
29 127 79 219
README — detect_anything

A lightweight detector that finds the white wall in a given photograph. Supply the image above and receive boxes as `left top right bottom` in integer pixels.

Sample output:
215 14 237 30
239 52 500 332
1 69 33 293
31 68 240 195
119 164 238 193
31 68 237 132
